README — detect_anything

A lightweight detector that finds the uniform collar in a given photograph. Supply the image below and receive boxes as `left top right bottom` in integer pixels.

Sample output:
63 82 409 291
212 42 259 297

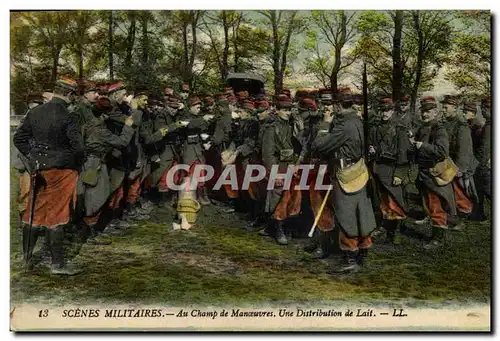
51 96 70 106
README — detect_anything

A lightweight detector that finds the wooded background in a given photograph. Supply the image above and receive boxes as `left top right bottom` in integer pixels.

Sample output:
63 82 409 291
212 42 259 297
10 10 491 114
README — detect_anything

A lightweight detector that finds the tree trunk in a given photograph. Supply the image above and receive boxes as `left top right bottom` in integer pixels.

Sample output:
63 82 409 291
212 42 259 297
410 11 424 117
221 11 230 81
187 10 199 87
330 11 347 93
330 43 342 92
125 12 136 67
232 15 242 73
108 11 114 81
271 11 281 97
77 45 84 81
141 13 149 64
51 45 62 85
392 10 404 115
182 22 189 83
277 11 296 96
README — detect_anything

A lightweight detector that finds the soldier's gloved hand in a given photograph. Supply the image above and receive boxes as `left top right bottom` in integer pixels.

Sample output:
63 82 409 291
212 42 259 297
152 156 161 163
203 142 212 150
177 120 190 127
275 178 284 188
178 103 185 110
125 117 134 127
203 114 215 122
160 127 168 137
392 176 403 186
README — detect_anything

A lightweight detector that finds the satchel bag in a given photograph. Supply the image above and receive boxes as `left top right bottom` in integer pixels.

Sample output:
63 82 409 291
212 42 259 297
429 157 458 186
336 158 369 193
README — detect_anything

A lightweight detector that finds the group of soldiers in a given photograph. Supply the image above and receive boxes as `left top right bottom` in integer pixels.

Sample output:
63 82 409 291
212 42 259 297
13 76 491 275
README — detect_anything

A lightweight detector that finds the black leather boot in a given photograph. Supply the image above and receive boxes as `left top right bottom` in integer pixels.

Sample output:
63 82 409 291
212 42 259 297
303 228 320 253
285 225 293 241
335 251 360 273
448 215 464 231
423 226 445 250
384 220 401 244
22 225 40 270
357 248 368 266
315 230 333 259
48 227 83 276
275 220 288 245
246 215 267 232
87 226 112 245
127 202 149 221
197 187 211 206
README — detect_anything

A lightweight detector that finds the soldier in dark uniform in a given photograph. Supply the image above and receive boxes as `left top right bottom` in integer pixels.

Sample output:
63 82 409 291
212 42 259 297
151 95 187 206
179 95 214 204
410 96 457 249
105 81 140 229
312 95 376 273
231 99 260 216
301 97 335 258
368 98 411 244
440 95 478 228
470 98 491 221
212 94 239 205
117 90 155 220
72 81 100 132
14 77 84 275
244 97 273 231
135 94 174 214
261 94 302 245
79 96 136 241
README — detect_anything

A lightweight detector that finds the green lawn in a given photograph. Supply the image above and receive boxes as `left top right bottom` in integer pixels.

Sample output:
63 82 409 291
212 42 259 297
10 168 491 306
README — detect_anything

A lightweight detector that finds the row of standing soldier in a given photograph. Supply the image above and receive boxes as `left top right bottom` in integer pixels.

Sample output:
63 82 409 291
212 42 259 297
13 78 491 275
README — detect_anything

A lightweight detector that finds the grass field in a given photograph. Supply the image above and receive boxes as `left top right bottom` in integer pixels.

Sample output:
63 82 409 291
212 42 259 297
10 168 491 307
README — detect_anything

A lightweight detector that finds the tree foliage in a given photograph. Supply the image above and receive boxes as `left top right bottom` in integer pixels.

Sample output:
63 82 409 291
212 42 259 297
303 10 358 91
446 10 491 97
9 10 492 115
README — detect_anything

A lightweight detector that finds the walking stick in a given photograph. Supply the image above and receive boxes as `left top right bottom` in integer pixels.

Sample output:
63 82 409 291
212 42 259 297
24 160 39 273
308 185 332 238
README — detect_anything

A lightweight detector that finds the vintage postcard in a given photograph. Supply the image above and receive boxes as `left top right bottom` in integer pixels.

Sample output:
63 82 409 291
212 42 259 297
9 9 491 332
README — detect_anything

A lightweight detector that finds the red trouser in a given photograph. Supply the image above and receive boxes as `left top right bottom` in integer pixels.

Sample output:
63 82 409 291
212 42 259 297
422 189 447 227
452 179 473 214
273 189 302 221
83 210 101 227
339 231 372 252
379 189 406 220
22 169 78 230
126 176 142 205
108 186 124 210
308 167 334 231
